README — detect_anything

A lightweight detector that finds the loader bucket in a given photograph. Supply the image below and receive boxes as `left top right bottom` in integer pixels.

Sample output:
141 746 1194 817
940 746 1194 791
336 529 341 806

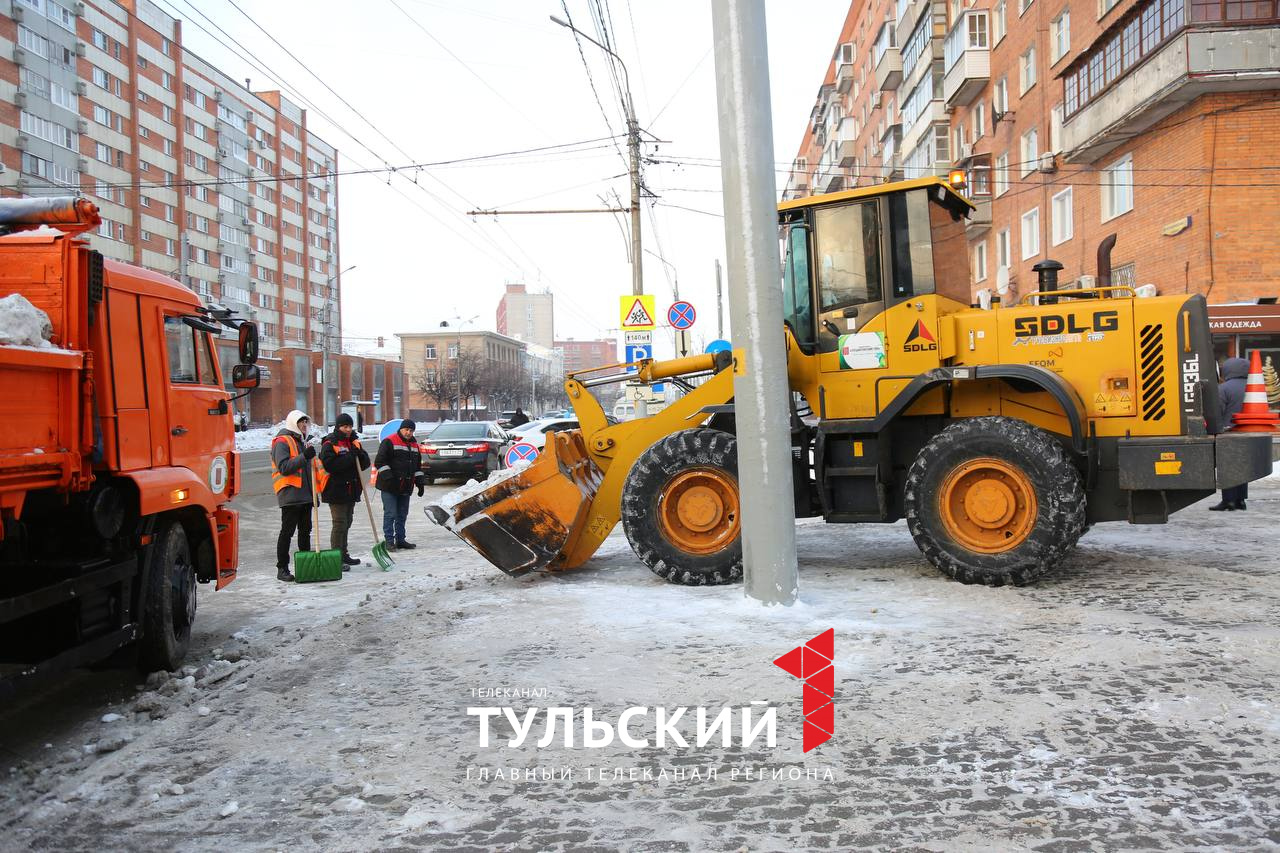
425 430 603 576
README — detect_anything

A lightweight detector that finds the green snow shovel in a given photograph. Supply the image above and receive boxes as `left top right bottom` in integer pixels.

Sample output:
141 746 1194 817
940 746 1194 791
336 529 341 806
294 459 344 582
360 467 395 570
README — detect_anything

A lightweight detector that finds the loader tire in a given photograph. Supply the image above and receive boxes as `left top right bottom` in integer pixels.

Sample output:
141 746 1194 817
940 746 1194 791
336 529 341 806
137 520 196 672
904 417 1085 586
622 429 742 586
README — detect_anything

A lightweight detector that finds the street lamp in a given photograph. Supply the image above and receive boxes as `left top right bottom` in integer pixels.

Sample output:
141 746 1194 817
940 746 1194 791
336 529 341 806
439 314 479 421
550 14 643 298
317 263 356 426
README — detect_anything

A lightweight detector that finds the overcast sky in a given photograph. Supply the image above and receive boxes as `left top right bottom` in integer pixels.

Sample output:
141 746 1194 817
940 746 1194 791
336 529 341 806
173 0 850 357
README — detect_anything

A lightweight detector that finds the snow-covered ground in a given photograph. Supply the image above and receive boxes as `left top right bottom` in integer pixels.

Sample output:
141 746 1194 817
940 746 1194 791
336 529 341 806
2 474 1278 850
234 421 441 452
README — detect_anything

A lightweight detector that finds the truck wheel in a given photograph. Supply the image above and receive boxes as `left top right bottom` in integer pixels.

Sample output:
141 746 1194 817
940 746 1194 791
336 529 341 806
622 429 742 586
137 521 196 672
904 417 1085 586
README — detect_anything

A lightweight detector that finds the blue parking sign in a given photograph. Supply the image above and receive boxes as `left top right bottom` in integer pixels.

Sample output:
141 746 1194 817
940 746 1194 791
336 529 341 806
625 343 652 373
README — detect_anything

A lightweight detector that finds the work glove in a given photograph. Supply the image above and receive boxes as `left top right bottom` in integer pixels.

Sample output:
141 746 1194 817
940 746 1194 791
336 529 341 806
303 444 317 459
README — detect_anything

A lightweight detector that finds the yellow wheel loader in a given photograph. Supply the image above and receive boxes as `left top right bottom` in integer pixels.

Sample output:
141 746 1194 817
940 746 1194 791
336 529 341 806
427 177 1273 587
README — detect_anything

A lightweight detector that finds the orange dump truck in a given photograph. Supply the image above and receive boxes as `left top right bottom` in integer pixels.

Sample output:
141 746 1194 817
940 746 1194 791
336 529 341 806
0 197 262 695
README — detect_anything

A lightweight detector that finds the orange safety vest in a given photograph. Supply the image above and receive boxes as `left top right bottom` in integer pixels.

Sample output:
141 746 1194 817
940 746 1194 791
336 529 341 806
270 435 304 493
315 437 361 494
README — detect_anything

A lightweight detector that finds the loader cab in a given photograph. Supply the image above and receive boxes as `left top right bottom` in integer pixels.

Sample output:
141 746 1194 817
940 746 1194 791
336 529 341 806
780 178 972 357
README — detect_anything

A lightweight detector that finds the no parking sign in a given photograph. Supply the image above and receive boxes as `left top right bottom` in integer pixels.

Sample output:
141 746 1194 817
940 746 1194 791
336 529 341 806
505 442 539 467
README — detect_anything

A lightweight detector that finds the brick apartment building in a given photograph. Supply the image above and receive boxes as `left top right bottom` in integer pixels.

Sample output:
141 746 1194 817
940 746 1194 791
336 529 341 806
556 338 614 375
785 0 1280 365
495 282 554 349
1 0 354 422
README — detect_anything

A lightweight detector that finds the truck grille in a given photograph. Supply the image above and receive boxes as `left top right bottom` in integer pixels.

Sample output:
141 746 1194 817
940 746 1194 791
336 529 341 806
1139 323 1166 421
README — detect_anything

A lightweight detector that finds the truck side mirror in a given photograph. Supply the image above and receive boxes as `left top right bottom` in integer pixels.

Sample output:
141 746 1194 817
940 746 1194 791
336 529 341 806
238 323 259 365
232 363 261 389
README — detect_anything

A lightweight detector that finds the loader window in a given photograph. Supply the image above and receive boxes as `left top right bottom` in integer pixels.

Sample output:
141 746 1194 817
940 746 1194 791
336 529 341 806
780 221 815 347
814 201 882 312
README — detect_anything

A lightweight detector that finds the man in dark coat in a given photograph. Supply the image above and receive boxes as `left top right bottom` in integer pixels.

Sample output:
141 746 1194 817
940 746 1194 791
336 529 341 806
1210 357 1250 511
319 413 371 568
509 407 531 428
374 419 425 549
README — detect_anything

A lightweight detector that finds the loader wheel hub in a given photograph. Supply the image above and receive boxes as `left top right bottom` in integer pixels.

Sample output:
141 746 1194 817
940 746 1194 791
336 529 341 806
939 458 1037 554
659 469 740 554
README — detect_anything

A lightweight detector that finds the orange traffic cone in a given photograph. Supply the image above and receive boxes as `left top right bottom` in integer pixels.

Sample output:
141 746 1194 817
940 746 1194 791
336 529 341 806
1232 351 1280 433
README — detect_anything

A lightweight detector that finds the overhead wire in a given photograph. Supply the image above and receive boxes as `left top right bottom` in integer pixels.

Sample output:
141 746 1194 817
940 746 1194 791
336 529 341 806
175 0 614 334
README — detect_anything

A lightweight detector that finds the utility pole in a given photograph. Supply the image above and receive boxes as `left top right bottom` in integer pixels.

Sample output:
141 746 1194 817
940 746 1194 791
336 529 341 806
715 258 724 339
440 315 478 421
550 15 643 297
712 0 798 606
320 265 356 427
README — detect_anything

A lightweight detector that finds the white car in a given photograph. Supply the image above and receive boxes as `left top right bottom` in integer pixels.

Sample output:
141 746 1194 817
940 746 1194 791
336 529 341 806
509 417 580 450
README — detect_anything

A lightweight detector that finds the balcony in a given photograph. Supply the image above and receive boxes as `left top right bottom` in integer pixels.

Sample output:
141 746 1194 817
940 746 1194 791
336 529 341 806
943 11 990 107
875 45 903 91
896 0 930 48
836 60 854 94
836 117 858 166
1061 0 1280 163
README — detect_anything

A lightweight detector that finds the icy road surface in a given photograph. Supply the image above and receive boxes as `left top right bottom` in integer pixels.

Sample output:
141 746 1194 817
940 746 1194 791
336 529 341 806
1 473 1278 851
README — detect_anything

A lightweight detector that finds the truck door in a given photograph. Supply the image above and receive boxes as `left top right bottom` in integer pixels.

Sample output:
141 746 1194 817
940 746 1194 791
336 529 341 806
162 316 233 493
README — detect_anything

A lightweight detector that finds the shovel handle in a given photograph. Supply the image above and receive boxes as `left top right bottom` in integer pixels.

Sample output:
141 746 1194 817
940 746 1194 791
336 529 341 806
359 466 382 543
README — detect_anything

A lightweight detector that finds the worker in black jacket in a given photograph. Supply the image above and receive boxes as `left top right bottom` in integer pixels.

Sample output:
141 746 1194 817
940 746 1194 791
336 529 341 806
319 413 371 567
374 419 425 550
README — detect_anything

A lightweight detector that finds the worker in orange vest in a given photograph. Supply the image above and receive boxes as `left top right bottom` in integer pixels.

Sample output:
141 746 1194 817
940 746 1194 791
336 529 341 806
271 409 316 582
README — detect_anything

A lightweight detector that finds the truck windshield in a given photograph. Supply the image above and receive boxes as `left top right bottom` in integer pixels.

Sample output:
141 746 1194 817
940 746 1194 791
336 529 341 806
780 222 815 347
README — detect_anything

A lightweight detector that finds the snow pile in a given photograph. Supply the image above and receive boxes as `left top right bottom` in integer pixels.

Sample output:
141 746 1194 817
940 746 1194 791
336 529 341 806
0 225 65 240
426 459 533 524
234 427 277 451
0 293 53 348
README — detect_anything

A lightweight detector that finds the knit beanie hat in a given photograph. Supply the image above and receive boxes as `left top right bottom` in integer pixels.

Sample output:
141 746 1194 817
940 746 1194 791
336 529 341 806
400 419 417 433
335 413 355 429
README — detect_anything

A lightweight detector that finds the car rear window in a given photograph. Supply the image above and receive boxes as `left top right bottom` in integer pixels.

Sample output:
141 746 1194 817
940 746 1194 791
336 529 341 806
429 423 489 439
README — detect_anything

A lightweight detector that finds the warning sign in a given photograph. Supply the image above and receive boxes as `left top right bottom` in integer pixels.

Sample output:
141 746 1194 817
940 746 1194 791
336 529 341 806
838 332 886 370
619 294 657 330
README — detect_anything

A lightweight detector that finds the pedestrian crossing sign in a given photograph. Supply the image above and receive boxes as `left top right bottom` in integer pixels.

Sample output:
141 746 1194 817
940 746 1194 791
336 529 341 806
619 294 657 330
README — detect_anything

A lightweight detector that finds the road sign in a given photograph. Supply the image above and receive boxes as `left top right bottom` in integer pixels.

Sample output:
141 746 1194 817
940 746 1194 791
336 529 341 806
505 442 539 467
675 329 692 357
623 330 652 345
624 343 652 372
619 294 656 330
705 339 732 354
667 300 696 330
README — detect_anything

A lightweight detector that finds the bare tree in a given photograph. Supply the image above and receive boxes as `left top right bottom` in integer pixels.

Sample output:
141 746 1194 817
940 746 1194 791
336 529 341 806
413 366 453 414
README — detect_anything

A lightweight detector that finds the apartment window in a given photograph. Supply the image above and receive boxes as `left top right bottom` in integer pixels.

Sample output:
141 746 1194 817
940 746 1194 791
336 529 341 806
1051 9 1070 63
161 71 172 91
994 0 1007 41
994 76 1009 113
995 152 1010 196
1019 0 1033 14
138 90 150 104
1021 208 1041 260
139 126 151 140
141 229 152 242
91 28 108 50
139 160 152 173
21 111 76 150
162 38 171 56
997 228 1011 270
164 237 177 256
973 101 986 140
1051 187 1074 245
18 25 50 59
137 55 149 69
424 344 437 359
448 344 459 360
140 196 152 209
1020 46 1037 94
163 138 174 156
974 241 989 282
1102 154 1133 221
1020 129 1039 176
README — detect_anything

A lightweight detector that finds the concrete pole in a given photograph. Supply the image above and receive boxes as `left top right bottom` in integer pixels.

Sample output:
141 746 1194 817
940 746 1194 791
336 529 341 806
715 258 724 339
711 0 798 606
628 116 644 298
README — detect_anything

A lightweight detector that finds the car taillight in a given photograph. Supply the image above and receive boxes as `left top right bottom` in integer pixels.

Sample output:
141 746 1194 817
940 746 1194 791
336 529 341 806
424 446 438 455
466 444 489 453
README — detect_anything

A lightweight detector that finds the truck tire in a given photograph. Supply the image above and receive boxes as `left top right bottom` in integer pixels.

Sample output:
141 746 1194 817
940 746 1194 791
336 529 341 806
622 429 742 586
137 520 196 672
904 417 1085 586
